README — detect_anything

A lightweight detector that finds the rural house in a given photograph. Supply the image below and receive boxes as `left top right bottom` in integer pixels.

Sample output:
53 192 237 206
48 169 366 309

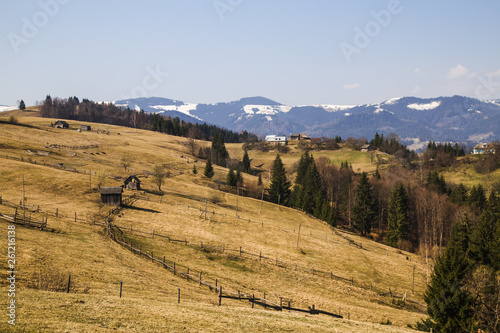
473 143 496 154
265 135 288 146
124 175 141 190
289 133 310 141
100 187 123 206
81 125 91 131
361 144 374 152
53 120 69 129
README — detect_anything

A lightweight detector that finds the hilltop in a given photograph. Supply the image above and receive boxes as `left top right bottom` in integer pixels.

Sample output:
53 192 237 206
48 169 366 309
0 114 425 332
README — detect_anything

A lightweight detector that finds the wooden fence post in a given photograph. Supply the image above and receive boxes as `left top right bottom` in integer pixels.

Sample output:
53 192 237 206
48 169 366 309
173 262 176 275
186 268 189 280
178 288 180 304
67 274 71 293
75 212 77 223
120 281 123 298
252 294 255 308
152 229 155 238
199 272 202 286
56 208 58 218
163 256 165 268
218 286 222 306
239 247 242 256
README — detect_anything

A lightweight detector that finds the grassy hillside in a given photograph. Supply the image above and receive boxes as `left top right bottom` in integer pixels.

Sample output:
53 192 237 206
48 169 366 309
0 116 424 332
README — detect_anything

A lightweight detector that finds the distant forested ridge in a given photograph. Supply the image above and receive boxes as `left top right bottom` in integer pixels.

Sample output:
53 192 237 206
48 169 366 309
39 96 257 143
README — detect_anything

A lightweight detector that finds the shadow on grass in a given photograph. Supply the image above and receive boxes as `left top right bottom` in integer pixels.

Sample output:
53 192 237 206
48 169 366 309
122 204 161 214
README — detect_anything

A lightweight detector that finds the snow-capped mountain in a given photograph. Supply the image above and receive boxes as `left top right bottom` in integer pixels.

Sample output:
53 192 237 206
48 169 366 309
114 96 500 147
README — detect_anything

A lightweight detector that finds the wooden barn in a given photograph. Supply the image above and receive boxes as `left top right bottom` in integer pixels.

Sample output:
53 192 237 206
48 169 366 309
361 144 374 152
81 125 91 131
124 175 141 190
100 187 123 206
53 120 69 129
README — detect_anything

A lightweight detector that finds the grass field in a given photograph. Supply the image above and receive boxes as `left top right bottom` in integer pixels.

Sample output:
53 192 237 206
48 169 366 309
0 114 424 332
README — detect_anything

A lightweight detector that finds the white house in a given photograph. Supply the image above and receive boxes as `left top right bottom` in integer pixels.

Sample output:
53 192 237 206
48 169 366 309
265 135 288 146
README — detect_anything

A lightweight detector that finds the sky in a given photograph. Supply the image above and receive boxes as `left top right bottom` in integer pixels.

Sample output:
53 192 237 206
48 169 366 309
1 0 500 107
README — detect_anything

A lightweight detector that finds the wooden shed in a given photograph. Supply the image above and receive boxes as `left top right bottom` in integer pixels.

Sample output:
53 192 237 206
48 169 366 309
100 187 123 206
361 144 374 152
81 125 91 131
124 175 141 190
53 120 69 129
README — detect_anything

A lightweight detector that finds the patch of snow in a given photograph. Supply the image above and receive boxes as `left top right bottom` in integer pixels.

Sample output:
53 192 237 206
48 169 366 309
384 97 402 105
476 110 482 114
151 103 202 121
134 105 141 112
344 112 351 116
374 106 384 114
407 101 441 111
0 106 17 112
265 116 273 122
243 105 291 115
320 105 356 112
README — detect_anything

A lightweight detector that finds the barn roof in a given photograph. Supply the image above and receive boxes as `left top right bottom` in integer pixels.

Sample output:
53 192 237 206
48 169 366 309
100 187 123 195
55 120 69 125
124 175 141 183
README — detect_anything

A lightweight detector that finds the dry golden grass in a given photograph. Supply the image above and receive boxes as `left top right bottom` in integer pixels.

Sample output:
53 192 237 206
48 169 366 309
0 116 421 332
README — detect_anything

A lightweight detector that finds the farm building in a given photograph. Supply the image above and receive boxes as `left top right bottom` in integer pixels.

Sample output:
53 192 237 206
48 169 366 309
124 175 141 190
81 125 91 131
100 187 123 206
289 133 310 141
473 143 496 154
361 144 374 152
265 135 288 146
53 120 69 129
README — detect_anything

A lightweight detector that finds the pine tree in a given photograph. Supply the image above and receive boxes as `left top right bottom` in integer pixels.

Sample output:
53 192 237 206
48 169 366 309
226 168 236 187
204 160 214 178
468 185 486 211
450 183 468 205
295 152 313 185
352 172 376 236
242 150 251 173
268 155 291 205
235 168 243 187
386 183 409 248
470 190 500 269
301 163 322 214
192 165 198 175
211 132 229 167
424 220 474 333
19 100 26 110
257 173 262 186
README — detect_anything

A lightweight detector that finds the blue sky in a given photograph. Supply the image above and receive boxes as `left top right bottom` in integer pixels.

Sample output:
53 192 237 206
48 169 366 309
1 0 499 106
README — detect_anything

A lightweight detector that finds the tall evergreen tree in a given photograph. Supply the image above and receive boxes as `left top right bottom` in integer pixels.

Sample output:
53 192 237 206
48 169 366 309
352 172 376 236
235 168 243 187
211 132 229 167
470 190 500 269
204 160 214 178
295 152 314 185
226 168 236 187
424 220 474 333
450 183 468 205
268 155 291 205
386 183 410 248
19 100 26 110
242 150 251 173
468 185 486 211
257 173 262 186
301 163 322 214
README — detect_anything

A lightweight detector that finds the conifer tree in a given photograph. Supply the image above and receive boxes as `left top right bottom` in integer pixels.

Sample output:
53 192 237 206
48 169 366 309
470 190 500 269
295 152 313 185
268 155 291 205
450 183 468 205
204 160 214 178
257 173 262 186
226 168 236 187
468 185 486 211
301 163 322 214
352 172 376 236
235 168 243 187
211 132 229 167
19 100 26 110
242 150 251 173
386 183 409 247
424 220 474 333
192 165 197 175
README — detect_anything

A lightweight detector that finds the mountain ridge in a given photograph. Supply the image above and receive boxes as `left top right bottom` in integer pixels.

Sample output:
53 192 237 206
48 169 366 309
114 95 500 147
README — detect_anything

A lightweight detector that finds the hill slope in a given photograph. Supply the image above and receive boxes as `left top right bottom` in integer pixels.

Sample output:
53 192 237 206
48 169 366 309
0 116 424 332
